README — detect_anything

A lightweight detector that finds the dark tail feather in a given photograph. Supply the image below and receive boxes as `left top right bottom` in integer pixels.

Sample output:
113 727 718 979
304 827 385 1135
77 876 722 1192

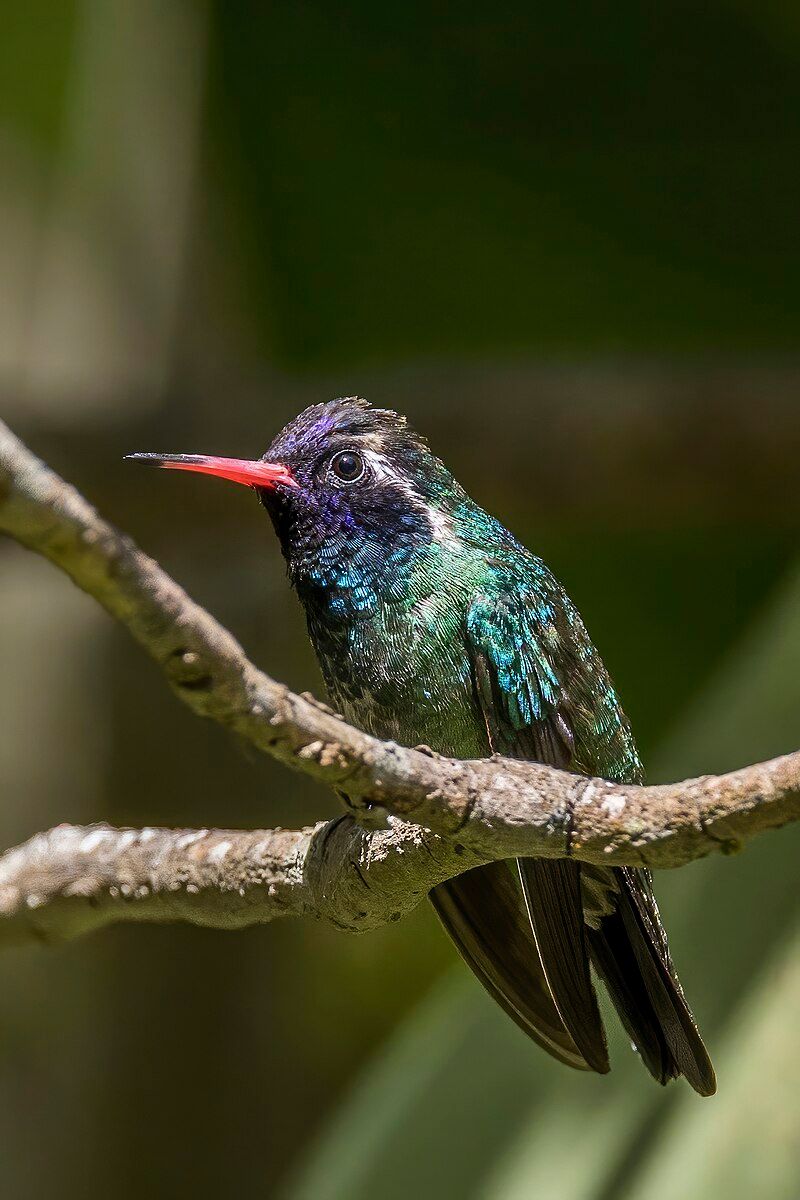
588 867 716 1097
518 857 609 1074
430 861 593 1072
586 913 677 1086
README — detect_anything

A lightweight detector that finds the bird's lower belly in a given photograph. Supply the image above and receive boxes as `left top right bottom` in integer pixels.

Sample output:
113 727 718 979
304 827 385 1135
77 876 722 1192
313 617 489 758
333 676 489 760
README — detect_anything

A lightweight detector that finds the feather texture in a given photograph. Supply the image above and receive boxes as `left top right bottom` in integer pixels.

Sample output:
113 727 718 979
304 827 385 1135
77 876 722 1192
464 580 714 1094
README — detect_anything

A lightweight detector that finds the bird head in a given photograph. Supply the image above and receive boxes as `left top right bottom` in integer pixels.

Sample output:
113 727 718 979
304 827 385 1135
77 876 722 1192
128 398 460 589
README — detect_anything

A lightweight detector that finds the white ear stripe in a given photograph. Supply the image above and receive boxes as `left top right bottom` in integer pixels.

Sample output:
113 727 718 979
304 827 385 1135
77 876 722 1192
360 448 458 546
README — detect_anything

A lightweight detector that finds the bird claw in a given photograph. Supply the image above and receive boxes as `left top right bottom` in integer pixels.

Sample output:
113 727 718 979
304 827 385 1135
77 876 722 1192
300 691 343 720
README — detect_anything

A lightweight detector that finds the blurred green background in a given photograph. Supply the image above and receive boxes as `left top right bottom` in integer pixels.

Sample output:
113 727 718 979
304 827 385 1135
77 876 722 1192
1 1 799 1196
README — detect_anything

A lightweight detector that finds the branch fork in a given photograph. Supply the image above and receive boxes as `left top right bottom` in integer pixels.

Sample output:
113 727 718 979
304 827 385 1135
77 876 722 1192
1 416 798 948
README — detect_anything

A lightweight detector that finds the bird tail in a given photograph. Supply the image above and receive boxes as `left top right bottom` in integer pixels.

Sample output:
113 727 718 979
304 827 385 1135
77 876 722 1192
585 865 716 1097
432 859 715 1096
430 861 603 1072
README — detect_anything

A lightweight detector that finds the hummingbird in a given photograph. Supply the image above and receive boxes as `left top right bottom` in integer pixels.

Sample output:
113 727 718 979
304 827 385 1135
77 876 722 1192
128 397 715 1095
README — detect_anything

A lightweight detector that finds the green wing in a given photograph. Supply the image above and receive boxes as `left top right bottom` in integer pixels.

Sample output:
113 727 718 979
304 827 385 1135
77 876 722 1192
465 586 611 1074
433 577 715 1093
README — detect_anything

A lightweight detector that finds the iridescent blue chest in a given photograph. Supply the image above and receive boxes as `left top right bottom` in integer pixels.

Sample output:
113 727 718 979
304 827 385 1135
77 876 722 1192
293 493 640 784
300 532 491 757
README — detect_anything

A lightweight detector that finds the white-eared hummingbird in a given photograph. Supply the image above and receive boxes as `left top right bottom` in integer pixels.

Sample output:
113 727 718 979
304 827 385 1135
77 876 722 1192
128 397 715 1094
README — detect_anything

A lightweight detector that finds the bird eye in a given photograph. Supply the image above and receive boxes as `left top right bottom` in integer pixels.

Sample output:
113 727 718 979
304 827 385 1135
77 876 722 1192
330 450 365 483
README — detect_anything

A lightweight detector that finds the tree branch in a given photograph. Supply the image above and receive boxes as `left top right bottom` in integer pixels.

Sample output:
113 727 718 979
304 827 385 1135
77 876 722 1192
1 416 799 947
0 819 472 947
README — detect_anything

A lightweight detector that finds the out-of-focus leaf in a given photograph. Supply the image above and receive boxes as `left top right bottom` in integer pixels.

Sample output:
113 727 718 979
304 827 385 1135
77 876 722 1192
625 928 800 1200
282 566 800 1200
282 974 556 1200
